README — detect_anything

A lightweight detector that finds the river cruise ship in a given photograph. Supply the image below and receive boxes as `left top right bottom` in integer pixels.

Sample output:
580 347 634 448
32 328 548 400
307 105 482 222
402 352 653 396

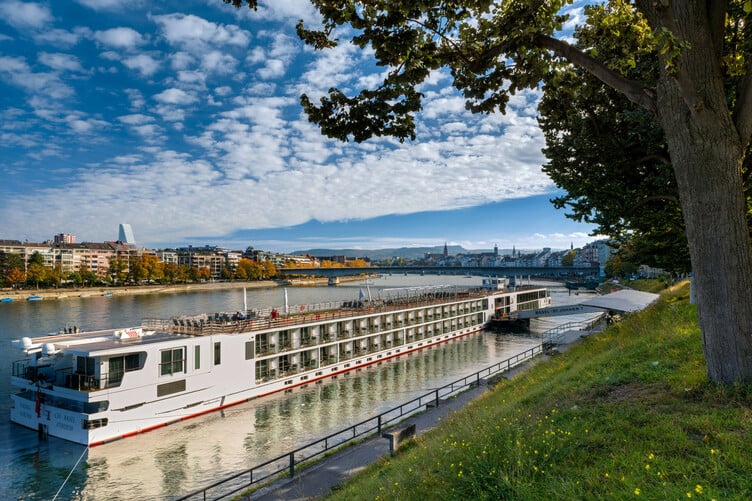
10 283 550 446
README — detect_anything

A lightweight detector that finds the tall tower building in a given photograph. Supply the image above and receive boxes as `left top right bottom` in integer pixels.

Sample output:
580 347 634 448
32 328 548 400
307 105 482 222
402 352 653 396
54 233 75 245
118 223 136 244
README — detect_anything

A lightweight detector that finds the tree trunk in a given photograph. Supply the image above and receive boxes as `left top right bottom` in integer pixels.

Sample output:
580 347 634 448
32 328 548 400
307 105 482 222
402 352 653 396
656 81 752 383
644 2 752 383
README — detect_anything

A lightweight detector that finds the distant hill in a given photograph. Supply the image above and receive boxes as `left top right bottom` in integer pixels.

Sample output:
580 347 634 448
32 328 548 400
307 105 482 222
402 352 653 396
292 245 518 261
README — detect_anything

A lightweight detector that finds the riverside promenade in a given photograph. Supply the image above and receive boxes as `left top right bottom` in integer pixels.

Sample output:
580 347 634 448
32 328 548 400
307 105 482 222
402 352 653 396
243 327 599 501
0 275 374 301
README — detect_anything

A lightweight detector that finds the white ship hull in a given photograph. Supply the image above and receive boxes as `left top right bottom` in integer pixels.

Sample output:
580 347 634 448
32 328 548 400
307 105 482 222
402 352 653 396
10 284 550 446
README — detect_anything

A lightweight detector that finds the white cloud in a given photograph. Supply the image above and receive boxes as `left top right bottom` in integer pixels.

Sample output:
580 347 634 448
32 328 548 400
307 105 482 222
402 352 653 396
169 51 196 71
153 13 251 51
200 50 239 75
122 54 160 76
258 59 286 80
75 0 130 11
154 88 197 105
0 56 75 99
124 88 146 110
131 124 164 140
112 154 143 164
154 106 186 123
215 86 233 96
175 70 207 90
67 117 109 134
249 0 320 25
34 28 82 47
94 27 145 49
0 1 596 250
117 113 154 125
296 41 366 99
38 52 85 73
0 0 52 30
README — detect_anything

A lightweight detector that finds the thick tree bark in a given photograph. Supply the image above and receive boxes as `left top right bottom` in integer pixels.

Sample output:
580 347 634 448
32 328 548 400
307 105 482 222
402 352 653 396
649 1 752 383
660 104 752 382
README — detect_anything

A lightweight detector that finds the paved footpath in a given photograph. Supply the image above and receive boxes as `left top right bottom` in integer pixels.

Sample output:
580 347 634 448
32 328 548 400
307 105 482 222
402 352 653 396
240 327 599 501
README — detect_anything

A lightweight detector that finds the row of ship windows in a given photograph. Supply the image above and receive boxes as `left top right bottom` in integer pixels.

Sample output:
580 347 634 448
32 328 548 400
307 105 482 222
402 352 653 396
159 340 256 376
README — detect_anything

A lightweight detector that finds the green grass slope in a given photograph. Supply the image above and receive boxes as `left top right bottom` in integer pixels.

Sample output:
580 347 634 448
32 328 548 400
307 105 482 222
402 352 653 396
327 282 752 500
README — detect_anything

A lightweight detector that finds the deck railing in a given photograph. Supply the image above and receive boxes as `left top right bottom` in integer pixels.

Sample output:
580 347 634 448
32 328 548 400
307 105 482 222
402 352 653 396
175 342 547 501
142 287 535 337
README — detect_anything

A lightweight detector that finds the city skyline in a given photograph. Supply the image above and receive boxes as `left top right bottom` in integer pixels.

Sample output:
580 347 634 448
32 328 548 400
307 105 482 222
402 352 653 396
0 0 598 253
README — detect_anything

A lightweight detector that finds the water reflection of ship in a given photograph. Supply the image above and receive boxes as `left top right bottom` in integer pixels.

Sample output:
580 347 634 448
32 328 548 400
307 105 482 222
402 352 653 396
79 331 530 499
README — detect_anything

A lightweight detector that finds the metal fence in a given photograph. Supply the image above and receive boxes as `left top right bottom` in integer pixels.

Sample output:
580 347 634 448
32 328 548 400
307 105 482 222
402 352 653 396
176 343 547 501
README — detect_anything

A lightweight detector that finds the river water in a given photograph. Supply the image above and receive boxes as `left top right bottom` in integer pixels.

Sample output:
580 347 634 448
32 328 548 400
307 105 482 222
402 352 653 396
0 274 595 499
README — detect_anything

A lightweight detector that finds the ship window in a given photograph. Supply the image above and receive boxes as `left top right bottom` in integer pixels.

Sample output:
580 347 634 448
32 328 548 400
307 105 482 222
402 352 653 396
108 356 124 386
214 342 221 365
160 348 185 376
83 418 109 429
125 353 140 370
77 356 95 375
194 345 201 370
245 340 254 360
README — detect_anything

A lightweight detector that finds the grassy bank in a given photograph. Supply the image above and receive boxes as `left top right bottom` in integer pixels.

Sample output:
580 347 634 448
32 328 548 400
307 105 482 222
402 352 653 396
326 282 752 500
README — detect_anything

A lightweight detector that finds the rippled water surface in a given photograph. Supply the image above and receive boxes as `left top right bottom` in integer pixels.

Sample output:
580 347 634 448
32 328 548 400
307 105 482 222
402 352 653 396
0 274 595 499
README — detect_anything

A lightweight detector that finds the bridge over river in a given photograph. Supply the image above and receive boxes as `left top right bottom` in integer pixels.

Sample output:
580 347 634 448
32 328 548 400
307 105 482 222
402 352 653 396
278 265 599 278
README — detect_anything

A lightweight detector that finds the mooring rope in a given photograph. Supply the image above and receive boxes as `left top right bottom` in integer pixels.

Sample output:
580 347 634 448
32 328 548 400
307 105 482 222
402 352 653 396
52 445 89 500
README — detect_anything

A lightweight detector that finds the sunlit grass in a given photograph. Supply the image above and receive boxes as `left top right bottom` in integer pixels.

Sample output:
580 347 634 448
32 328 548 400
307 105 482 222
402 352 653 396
326 281 752 500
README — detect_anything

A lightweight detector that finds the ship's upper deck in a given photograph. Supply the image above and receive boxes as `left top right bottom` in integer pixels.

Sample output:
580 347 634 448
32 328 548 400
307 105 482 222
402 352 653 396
15 285 548 355
141 285 550 337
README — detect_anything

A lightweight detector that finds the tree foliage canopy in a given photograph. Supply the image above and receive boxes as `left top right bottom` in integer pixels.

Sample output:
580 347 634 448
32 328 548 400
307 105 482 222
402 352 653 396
224 0 752 383
538 2 752 274
539 2 687 272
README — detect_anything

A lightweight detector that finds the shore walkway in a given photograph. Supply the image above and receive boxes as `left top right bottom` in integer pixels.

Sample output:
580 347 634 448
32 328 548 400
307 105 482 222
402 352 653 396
242 327 600 501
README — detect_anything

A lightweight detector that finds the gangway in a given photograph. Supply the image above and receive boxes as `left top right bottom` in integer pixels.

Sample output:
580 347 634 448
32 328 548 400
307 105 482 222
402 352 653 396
512 289 660 321
514 304 605 320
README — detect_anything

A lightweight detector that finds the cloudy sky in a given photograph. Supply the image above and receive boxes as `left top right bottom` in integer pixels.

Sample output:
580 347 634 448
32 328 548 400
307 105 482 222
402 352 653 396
0 0 597 253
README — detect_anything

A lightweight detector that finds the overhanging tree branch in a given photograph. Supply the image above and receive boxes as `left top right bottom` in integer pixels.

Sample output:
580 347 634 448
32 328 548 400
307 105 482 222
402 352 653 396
534 34 658 115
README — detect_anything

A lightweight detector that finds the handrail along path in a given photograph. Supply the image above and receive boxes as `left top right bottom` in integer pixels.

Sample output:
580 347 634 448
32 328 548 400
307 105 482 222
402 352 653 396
176 342 549 501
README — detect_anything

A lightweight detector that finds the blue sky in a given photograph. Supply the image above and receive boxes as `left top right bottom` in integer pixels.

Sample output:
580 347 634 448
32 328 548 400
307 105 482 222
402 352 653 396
0 0 597 253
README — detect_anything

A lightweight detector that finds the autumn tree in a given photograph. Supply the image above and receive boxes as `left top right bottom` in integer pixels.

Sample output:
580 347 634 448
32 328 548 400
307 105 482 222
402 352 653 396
197 267 212 281
163 262 180 284
261 260 277 278
236 258 263 280
0 251 24 287
346 258 371 267
129 256 148 283
26 262 47 288
78 269 100 287
139 254 165 283
604 253 638 279
108 256 129 285
226 0 752 384
7 267 25 287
